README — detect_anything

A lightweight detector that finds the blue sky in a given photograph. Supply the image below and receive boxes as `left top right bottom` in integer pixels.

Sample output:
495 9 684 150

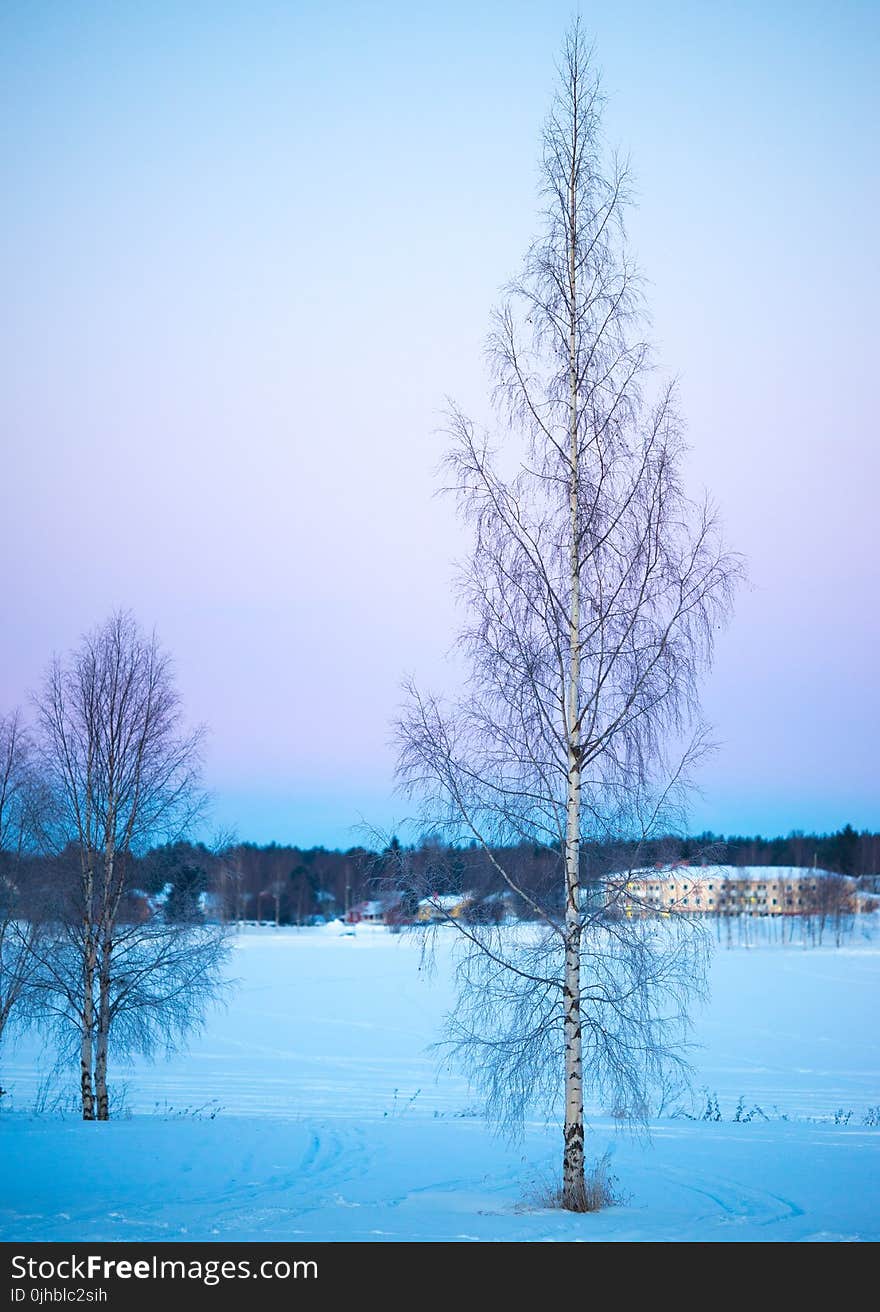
1 2 877 845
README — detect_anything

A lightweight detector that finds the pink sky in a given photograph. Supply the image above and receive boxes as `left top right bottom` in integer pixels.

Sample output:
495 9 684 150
2 2 877 844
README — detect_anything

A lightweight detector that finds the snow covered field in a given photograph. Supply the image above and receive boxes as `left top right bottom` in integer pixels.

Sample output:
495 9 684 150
2 922 879 1242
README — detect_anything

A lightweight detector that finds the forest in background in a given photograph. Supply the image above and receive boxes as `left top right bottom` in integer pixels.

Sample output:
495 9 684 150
26 823 870 927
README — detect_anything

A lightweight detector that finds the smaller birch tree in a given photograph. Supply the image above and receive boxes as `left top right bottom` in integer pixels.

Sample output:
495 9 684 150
36 611 215 1119
0 710 47 1064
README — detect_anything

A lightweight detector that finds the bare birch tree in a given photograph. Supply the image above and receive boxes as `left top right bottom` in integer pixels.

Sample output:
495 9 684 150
26 902 229 1101
36 611 215 1119
0 711 47 1065
395 24 739 1209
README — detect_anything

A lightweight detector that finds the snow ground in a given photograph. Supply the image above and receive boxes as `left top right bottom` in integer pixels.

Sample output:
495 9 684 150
1 922 879 1241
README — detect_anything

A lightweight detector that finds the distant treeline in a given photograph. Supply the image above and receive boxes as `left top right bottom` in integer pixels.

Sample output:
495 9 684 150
72 823 874 927
10 825 875 929
679 825 877 877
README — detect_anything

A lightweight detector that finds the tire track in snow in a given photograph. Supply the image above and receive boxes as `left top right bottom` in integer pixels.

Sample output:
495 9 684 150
204 1120 375 1237
649 1162 805 1230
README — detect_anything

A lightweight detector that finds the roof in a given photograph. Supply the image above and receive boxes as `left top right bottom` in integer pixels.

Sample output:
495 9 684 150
623 865 843 885
418 893 471 911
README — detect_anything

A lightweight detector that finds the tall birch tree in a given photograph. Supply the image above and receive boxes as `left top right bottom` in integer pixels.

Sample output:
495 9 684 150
395 25 739 1209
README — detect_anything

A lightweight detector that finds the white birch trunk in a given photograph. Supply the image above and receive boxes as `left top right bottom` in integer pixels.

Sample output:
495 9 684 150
562 115 585 1208
94 939 111 1120
95 840 115 1120
80 859 96 1120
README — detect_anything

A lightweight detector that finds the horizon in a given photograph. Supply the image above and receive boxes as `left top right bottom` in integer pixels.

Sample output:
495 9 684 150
2 2 877 848
130 819 878 858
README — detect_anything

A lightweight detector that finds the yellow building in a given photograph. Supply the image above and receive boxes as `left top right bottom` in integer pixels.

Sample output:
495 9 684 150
616 865 854 917
415 892 473 923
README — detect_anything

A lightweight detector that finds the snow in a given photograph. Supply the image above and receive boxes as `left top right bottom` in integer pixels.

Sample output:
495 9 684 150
1 920 879 1242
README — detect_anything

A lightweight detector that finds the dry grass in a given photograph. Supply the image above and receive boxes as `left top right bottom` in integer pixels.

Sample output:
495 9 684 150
524 1152 619 1214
